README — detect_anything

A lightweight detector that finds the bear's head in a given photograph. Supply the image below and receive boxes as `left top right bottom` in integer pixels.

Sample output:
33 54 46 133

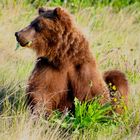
15 7 73 61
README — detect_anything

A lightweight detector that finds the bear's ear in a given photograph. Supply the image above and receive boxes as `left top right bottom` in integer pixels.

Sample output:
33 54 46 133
38 7 46 15
53 7 62 17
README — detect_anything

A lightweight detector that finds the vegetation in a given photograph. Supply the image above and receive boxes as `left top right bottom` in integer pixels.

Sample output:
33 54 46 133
0 0 140 139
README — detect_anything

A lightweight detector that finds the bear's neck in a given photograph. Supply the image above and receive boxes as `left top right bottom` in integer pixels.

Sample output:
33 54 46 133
66 29 93 65
38 28 94 69
59 28 94 65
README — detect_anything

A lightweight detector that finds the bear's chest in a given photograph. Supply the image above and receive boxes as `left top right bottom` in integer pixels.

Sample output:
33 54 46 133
26 58 68 93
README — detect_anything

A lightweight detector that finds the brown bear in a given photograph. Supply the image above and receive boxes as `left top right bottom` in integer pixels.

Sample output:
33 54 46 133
15 7 128 115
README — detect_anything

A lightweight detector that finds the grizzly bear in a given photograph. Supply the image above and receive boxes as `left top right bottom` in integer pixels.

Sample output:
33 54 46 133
15 7 128 115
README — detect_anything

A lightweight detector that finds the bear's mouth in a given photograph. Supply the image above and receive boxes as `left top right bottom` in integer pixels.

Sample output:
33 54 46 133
23 41 32 47
20 41 29 47
17 39 32 47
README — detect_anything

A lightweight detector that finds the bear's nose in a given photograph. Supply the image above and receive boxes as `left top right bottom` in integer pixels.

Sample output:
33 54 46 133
15 32 19 38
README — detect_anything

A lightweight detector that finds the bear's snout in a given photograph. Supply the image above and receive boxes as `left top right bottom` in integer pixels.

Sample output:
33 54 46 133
15 31 30 47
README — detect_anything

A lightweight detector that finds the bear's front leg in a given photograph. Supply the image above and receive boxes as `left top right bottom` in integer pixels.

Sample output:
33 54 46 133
26 91 56 117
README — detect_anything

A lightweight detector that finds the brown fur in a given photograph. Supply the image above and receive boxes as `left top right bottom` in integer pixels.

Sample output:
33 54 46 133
15 7 128 115
103 70 129 113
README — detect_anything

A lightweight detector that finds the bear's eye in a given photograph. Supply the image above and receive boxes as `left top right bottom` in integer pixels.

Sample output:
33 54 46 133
31 20 42 32
34 22 42 32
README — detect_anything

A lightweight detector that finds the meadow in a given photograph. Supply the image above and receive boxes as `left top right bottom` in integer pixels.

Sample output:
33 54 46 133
0 0 140 139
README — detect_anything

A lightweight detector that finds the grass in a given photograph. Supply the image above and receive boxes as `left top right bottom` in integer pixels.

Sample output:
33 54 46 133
0 1 140 140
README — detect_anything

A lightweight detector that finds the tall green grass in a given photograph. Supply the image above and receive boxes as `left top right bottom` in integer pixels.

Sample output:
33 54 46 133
0 0 140 140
